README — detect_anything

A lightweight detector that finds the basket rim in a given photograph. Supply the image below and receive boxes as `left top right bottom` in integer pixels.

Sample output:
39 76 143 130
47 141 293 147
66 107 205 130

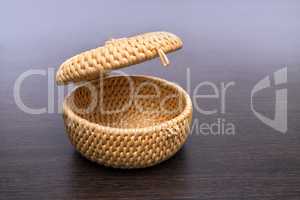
63 75 192 135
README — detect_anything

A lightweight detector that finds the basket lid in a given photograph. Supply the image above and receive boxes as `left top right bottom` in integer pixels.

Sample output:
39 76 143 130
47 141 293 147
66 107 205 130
56 31 183 85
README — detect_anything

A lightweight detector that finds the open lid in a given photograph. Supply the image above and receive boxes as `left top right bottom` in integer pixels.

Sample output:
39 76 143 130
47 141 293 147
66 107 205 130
56 31 183 85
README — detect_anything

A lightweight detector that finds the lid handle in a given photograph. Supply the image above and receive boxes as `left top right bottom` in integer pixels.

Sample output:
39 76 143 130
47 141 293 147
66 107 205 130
157 48 170 67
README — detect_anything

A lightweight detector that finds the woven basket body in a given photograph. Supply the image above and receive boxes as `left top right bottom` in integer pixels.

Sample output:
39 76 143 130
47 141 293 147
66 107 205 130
63 75 192 168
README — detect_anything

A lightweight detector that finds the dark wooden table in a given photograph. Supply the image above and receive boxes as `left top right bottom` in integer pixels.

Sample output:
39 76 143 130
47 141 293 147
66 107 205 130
1 1 300 199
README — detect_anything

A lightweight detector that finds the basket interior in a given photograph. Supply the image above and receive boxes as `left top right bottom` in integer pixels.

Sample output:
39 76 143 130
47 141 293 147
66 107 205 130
66 76 187 129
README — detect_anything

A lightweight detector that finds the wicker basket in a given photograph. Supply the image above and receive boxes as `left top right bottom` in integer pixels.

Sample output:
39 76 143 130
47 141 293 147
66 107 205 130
56 32 193 168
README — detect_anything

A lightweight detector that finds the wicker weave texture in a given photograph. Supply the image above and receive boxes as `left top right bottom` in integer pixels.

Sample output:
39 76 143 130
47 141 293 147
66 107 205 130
56 32 183 84
63 76 192 168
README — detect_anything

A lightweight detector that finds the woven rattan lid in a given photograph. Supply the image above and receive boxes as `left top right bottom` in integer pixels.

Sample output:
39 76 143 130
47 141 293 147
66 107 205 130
56 31 183 85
